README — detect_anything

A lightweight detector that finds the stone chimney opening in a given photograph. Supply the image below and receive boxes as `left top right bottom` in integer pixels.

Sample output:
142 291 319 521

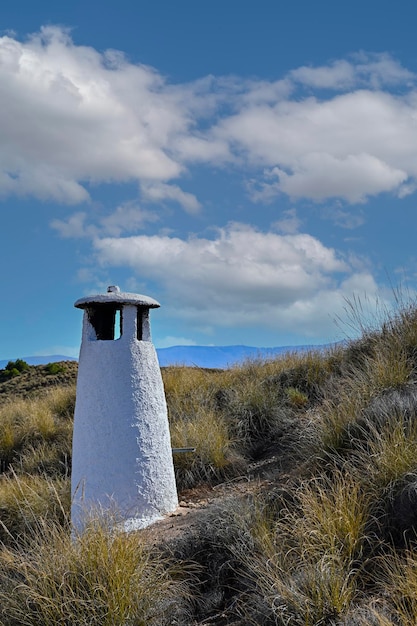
87 304 123 341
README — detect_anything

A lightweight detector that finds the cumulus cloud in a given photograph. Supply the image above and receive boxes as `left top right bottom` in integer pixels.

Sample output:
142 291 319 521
269 153 406 203
0 26 193 203
92 223 377 337
220 88 416 203
51 202 156 238
2 29 417 215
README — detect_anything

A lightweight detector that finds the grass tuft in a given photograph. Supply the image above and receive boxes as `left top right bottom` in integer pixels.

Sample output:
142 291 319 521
0 472 69 545
0 511 189 626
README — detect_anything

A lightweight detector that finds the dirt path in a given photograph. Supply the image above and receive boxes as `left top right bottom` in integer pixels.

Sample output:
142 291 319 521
144 454 287 544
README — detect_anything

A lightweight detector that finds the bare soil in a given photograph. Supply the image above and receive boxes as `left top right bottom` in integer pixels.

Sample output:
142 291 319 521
144 454 292 545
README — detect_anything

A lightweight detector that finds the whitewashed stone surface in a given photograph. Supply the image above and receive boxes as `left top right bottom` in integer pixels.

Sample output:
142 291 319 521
71 292 178 530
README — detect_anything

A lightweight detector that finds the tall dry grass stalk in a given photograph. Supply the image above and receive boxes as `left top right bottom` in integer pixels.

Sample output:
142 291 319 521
0 472 69 544
374 547 417 625
318 341 415 456
348 413 417 493
291 472 370 562
234 472 370 625
171 409 244 489
0 388 74 476
0 512 189 626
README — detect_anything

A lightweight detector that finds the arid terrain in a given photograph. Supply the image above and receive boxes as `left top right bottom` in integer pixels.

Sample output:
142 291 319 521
3 305 417 624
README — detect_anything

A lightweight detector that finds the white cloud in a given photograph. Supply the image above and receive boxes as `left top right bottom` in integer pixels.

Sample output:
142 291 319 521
289 53 413 90
51 202 156 238
1 29 417 213
323 206 365 230
219 87 416 203
0 27 190 202
271 153 407 203
92 223 377 338
290 60 356 90
51 212 94 238
99 203 157 236
140 182 201 214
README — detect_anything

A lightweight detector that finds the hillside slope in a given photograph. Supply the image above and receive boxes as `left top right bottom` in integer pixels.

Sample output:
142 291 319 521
3 304 417 624
0 361 78 398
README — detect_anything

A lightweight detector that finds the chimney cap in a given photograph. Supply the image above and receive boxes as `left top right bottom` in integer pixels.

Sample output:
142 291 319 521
74 287 160 310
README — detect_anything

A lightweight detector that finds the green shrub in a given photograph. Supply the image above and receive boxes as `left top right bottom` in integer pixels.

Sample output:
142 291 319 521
5 359 29 373
3 367 20 378
45 362 65 375
0 359 30 381
286 386 309 408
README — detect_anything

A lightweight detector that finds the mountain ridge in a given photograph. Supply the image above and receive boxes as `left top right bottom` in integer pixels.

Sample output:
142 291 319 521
155 343 326 368
0 343 329 370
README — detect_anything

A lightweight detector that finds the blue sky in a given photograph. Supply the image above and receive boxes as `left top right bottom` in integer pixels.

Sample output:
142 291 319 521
1 0 417 358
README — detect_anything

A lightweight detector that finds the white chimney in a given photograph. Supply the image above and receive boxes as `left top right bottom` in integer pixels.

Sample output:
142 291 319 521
71 286 178 531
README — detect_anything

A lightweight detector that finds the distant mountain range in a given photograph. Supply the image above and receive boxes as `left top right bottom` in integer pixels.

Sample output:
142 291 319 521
0 355 78 370
0 344 328 370
155 344 325 368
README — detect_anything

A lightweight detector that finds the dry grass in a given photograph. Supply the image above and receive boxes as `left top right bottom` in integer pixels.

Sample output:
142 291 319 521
0 387 74 477
0 472 69 545
3 298 417 623
350 412 417 492
171 409 244 489
231 472 370 625
164 350 332 487
0 508 189 626
375 547 417 624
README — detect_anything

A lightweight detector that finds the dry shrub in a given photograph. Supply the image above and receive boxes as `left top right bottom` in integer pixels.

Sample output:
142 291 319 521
356 412 417 491
213 351 331 461
163 355 324 484
318 345 415 457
